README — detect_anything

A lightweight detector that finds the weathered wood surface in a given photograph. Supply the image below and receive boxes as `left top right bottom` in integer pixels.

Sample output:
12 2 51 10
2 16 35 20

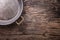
0 0 60 40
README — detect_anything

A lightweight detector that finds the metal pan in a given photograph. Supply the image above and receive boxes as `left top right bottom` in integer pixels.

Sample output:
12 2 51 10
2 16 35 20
0 0 23 25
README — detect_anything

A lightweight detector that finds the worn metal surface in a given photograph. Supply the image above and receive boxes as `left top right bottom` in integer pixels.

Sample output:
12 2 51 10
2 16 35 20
0 0 60 40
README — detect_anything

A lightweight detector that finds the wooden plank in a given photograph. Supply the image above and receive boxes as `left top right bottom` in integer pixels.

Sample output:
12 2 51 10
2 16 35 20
23 0 60 35
0 35 60 40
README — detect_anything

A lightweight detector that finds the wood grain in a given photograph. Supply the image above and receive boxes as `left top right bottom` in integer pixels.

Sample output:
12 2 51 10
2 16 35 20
0 0 60 40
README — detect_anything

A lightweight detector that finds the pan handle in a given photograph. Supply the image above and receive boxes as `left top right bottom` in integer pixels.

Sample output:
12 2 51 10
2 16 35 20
16 16 24 25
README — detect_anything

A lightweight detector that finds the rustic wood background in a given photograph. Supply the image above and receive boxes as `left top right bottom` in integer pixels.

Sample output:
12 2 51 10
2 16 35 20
0 0 60 40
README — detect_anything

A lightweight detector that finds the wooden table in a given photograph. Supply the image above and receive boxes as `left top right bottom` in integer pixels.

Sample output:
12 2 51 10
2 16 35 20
0 0 60 40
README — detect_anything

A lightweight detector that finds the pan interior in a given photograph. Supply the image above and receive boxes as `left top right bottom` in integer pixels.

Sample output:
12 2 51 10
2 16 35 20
0 0 19 20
